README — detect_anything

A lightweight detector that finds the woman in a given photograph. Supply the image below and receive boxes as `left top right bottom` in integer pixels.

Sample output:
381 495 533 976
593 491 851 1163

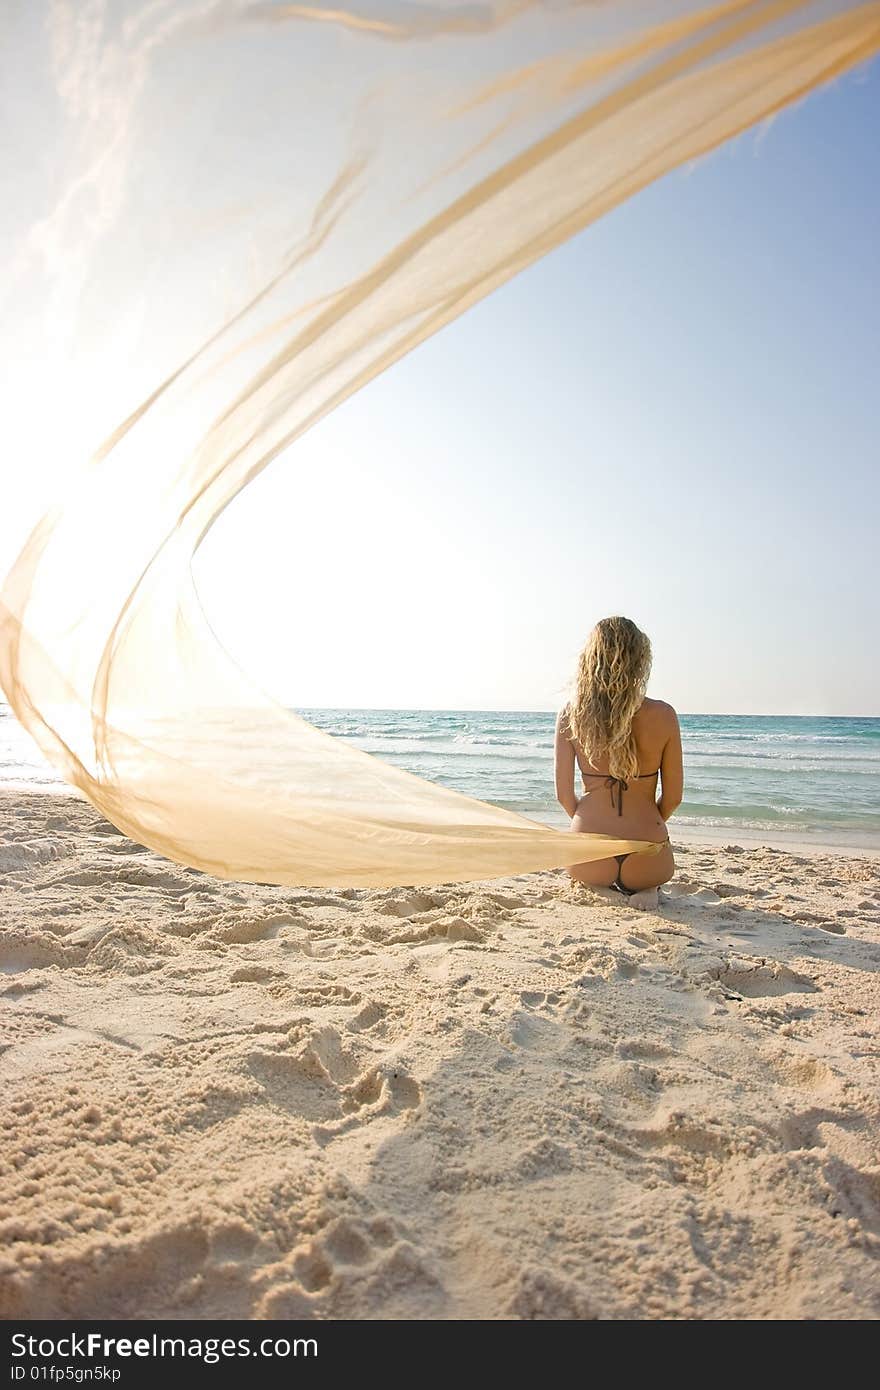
554 616 683 894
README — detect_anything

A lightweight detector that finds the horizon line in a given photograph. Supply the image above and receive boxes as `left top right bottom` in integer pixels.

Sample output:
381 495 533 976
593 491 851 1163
294 706 880 720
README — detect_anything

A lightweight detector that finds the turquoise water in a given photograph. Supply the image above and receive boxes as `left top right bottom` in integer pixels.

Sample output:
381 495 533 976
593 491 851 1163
2 704 878 846
298 709 880 845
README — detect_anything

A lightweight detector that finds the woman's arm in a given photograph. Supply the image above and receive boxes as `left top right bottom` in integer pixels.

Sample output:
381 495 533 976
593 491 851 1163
554 706 580 819
657 705 684 822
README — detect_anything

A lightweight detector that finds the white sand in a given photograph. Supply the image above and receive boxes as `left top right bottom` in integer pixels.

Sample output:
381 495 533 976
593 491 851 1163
1 790 878 1320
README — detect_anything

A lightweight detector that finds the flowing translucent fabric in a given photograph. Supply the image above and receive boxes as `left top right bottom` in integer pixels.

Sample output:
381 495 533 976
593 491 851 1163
1 2 877 887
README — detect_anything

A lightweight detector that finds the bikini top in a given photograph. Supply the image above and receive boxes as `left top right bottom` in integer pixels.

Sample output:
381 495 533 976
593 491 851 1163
581 768 660 815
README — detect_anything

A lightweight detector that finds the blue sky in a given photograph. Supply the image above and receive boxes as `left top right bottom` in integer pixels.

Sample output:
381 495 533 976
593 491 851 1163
198 54 879 717
5 13 874 722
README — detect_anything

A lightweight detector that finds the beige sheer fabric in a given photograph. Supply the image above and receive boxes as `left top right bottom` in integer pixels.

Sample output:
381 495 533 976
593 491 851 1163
1 2 877 887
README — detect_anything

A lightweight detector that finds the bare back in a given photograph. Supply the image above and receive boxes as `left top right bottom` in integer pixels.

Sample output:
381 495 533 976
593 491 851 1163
560 698 683 842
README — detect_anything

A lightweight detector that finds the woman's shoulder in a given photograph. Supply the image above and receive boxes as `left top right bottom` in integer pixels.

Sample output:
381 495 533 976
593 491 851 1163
636 697 679 728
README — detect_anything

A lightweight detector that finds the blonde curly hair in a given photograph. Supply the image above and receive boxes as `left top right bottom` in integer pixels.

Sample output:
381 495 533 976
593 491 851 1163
562 616 652 782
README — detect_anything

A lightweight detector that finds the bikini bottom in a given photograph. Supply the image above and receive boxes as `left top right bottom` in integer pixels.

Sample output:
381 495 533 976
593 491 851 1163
611 837 670 896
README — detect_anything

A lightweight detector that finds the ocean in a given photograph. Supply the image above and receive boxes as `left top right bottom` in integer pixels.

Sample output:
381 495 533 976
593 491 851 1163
2 705 878 849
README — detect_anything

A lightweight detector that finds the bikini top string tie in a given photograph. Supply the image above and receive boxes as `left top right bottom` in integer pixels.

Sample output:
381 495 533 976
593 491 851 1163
605 776 627 816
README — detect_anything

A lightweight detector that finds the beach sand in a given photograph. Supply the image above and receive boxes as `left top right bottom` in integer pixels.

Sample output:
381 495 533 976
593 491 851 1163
1 789 878 1320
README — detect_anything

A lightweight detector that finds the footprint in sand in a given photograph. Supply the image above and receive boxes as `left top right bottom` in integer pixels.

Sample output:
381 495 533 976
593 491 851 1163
0 934 87 973
762 1051 839 1097
0 839 63 871
293 982 361 1008
245 1027 361 1121
412 944 475 986
229 964 284 984
441 892 516 926
509 1009 569 1052
289 891 364 912
519 989 561 1010
376 891 445 918
342 1065 421 1113
213 912 301 944
347 1000 390 1033
41 866 188 893
713 959 816 998
311 1060 423 1144
663 883 721 905
385 916 484 945
299 1025 362 1084
257 1214 434 1317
